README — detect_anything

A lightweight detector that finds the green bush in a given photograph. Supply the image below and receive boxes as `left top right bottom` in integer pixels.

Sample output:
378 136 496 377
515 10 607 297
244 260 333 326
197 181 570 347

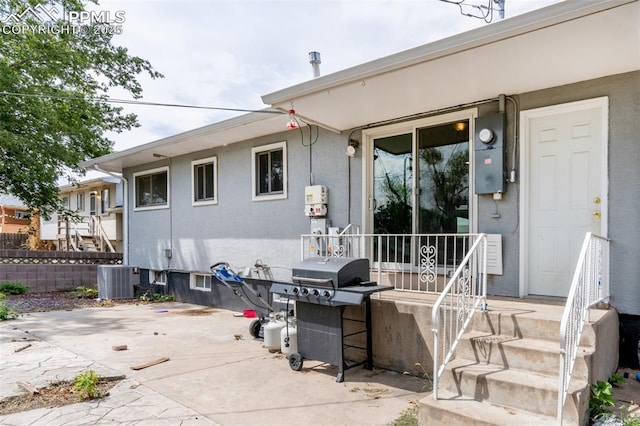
0 293 19 321
0 281 28 295
73 370 100 399
74 286 98 299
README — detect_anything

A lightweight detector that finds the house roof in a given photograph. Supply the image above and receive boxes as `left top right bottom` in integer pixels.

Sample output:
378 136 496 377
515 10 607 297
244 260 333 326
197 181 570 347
0 193 27 209
262 0 639 132
83 0 639 173
58 176 120 193
81 109 287 173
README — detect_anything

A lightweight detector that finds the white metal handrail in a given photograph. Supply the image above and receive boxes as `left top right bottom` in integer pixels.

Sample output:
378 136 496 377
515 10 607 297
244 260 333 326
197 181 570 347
431 233 488 400
557 233 610 424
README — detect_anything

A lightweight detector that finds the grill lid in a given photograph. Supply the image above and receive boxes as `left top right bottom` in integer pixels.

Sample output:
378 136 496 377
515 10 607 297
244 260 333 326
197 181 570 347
291 257 369 288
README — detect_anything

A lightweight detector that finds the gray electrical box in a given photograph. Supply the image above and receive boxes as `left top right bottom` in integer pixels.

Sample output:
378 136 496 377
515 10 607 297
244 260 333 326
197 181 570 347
474 113 506 194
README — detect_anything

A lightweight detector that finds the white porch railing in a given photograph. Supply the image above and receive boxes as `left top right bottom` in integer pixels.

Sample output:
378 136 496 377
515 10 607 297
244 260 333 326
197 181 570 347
301 230 485 294
430 234 488 399
57 215 116 253
90 216 116 253
557 233 610 425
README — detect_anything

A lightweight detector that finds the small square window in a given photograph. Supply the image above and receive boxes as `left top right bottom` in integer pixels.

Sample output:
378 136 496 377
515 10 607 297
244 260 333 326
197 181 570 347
190 274 212 292
251 141 287 201
133 167 169 210
191 157 218 206
150 270 167 286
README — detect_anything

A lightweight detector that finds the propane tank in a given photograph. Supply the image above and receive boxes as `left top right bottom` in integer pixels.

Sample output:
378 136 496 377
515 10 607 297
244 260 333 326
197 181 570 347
280 319 298 358
263 315 285 351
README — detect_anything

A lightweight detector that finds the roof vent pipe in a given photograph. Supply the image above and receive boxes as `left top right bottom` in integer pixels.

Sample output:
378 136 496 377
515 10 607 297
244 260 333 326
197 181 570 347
309 51 321 78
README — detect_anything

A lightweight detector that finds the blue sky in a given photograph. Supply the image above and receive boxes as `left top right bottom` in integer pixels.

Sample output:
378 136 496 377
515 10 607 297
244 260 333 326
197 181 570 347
96 0 563 151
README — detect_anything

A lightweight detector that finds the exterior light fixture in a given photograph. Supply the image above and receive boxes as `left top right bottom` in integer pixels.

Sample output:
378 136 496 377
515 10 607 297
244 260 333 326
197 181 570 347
453 122 467 131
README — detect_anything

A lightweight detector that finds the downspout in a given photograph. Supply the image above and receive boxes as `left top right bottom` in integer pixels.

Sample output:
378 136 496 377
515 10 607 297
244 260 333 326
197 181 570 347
91 166 128 265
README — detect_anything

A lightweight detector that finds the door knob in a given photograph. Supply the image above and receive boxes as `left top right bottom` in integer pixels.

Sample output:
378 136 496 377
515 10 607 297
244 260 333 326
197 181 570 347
593 211 601 218
593 197 601 204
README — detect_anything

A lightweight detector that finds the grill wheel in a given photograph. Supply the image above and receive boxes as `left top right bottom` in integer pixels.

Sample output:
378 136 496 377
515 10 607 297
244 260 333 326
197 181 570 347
289 352 303 371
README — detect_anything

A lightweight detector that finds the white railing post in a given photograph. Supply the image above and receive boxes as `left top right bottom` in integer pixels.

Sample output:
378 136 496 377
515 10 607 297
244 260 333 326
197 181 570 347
557 233 610 425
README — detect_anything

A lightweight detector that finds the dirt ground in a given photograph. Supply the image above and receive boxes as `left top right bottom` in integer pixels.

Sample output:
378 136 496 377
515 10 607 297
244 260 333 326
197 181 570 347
6 291 138 313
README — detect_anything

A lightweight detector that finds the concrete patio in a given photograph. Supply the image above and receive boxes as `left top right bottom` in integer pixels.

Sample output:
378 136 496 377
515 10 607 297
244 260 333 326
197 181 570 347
0 302 426 425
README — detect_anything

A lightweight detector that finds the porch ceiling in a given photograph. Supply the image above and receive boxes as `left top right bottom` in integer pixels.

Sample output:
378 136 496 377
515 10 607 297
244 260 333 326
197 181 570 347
262 0 640 132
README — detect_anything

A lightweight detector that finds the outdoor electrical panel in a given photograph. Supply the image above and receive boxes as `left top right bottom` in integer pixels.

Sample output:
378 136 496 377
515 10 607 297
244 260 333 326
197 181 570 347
474 113 506 195
305 185 328 217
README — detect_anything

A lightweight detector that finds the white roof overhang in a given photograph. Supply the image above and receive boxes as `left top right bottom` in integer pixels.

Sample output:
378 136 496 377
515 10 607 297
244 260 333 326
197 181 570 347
81 109 287 173
262 0 640 132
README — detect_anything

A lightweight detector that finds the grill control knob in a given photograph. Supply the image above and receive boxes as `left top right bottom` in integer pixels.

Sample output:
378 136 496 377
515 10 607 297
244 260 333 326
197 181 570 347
312 289 320 296
301 288 309 296
322 290 331 298
293 287 299 295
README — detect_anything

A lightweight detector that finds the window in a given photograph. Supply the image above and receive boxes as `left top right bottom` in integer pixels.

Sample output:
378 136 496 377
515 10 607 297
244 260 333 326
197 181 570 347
14 211 29 220
89 192 97 215
100 188 110 214
150 270 167 286
251 141 287 201
133 167 169 210
191 157 218 205
76 193 85 211
190 274 212 291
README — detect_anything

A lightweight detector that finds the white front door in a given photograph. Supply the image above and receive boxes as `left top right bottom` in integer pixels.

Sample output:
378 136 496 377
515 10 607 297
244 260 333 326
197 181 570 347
521 97 608 297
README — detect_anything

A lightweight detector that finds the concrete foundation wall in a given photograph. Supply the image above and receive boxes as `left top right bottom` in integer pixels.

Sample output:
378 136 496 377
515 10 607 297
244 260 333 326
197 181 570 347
371 299 435 376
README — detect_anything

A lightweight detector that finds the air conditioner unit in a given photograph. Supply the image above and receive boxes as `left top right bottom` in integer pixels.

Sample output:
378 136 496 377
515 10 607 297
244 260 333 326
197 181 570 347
97 265 140 299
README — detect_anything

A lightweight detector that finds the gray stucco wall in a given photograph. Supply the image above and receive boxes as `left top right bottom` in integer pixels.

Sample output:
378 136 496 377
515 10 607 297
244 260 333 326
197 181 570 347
126 127 356 280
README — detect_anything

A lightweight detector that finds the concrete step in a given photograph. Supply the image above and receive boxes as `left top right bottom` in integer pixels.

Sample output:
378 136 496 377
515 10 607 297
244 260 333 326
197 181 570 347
419 390 558 425
470 306 597 345
438 358 589 421
456 331 592 381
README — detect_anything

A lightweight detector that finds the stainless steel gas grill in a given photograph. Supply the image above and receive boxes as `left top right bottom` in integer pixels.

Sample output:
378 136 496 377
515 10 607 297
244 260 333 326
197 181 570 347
270 257 392 382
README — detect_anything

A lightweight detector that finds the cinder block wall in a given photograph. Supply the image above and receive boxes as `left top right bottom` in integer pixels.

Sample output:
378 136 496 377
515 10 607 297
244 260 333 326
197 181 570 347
0 250 122 292
0 264 98 292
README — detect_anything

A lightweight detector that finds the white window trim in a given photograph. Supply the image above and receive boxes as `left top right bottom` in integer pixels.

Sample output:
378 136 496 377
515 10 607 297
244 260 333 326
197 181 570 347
133 166 170 211
191 156 219 206
251 141 288 202
190 273 212 292
100 188 110 216
76 193 85 212
150 270 167 286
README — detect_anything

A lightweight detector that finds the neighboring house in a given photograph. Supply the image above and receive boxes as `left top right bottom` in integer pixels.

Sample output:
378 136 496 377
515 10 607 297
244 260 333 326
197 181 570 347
40 176 124 252
82 1 639 422
0 193 30 234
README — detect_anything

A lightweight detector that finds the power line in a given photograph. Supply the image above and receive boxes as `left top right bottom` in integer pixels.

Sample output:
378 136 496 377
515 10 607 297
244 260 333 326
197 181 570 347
0 91 284 114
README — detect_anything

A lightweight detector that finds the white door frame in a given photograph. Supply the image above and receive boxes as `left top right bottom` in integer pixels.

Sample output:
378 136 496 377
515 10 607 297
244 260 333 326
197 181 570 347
519 96 609 297
361 109 479 235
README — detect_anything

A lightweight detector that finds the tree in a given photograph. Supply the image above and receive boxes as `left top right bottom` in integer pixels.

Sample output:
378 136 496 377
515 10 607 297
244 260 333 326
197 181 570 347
0 0 162 218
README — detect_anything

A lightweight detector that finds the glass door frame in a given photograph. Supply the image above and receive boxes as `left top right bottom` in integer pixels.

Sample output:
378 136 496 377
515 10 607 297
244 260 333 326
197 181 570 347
362 109 478 236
